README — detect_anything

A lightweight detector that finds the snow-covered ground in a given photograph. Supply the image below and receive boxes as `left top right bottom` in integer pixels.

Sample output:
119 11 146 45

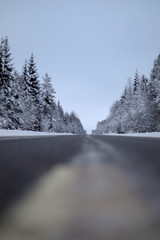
104 132 160 138
1 129 160 138
0 129 73 137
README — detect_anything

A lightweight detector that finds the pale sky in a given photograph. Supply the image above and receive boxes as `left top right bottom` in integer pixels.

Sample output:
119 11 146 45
1 0 160 133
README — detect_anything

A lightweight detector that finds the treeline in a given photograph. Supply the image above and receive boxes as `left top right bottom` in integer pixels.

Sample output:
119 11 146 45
93 54 160 134
0 37 86 134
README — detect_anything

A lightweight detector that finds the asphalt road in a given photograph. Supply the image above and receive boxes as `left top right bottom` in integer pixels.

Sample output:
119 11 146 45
0 135 84 214
0 135 160 240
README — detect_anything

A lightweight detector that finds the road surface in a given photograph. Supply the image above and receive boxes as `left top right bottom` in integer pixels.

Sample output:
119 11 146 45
0 135 160 240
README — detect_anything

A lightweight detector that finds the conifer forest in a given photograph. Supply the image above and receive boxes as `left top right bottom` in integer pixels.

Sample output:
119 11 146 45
0 37 86 135
1 37 160 135
93 54 160 134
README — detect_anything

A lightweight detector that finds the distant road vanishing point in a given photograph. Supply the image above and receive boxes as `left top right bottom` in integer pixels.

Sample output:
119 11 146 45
0 135 160 240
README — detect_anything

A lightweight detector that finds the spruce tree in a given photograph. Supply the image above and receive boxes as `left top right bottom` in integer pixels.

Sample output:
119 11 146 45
64 112 71 133
18 59 33 130
148 55 160 131
28 54 40 99
69 111 86 134
0 38 3 85
133 69 139 94
27 54 41 131
0 38 5 124
0 37 22 129
55 101 66 133
41 73 56 131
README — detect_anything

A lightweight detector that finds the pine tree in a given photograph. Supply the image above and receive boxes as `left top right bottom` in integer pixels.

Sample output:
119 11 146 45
0 37 22 129
28 54 40 98
17 59 34 130
69 111 86 134
27 54 41 131
0 38 5 125
0 38 3 85
148 55 160 131
64 112 71 133
133 69 140 94
140 75 148 92
55 101 66 133
22 59 28 94
41 73 56 131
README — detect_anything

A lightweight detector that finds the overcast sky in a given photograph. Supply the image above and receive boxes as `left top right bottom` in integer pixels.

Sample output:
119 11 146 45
1 0 160 133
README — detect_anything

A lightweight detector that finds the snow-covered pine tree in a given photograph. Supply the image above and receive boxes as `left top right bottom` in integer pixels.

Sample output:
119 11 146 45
69 111 86 134
17 59 36 130
55 100 66 133
148 55 160 131
41 73 56 132
22 59 28 95
0 38 6 126
27 54 41 131
0 38 3 82
13 70 25 128
127 70 148 132
64 112 71 133
137 75 152 132
140 75 148 92
0 37 22 129
133 69 140 94
121 78 134 132
69 111 79 134
132 75 150 132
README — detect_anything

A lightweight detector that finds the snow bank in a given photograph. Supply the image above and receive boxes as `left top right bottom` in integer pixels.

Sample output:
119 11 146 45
0 129 73 137
103 132 160 138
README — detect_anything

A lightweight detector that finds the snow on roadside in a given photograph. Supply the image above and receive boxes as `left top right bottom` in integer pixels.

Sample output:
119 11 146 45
0 129 73 137
103 132 160 138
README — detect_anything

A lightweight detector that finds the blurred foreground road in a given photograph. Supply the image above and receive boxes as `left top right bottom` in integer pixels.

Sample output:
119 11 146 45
0 135 160 240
